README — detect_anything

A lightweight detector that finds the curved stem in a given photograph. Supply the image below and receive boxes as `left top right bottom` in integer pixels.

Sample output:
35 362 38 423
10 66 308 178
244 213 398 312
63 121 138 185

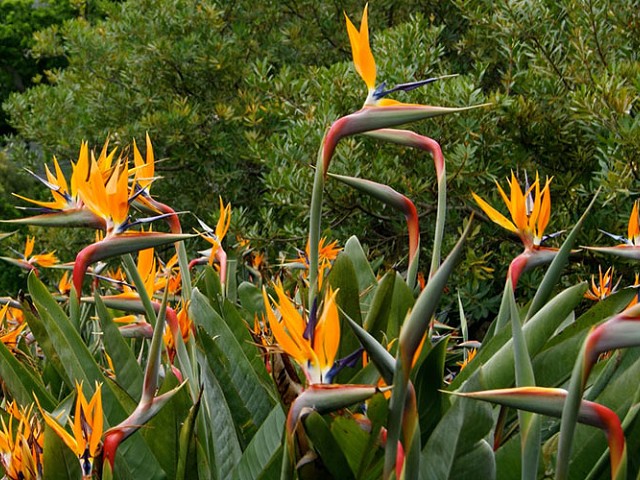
308 143 326 308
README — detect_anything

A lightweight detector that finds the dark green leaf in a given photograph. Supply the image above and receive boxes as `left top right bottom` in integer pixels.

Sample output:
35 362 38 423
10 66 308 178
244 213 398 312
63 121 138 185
303 412 355 480
95 293 143 401
232 405 286 480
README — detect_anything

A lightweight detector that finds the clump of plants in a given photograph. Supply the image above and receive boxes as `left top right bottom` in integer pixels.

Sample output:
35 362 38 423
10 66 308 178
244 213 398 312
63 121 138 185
0 6 638 480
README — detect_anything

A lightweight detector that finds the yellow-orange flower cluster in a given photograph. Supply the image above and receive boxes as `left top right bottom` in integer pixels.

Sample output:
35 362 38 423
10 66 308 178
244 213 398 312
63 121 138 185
262 283 340 384
472 172 552 250
0 402 43 480
584 266 619 302
40 383 103 478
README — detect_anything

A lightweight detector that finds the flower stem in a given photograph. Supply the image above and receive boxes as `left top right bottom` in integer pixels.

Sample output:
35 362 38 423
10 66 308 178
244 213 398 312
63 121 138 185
308 142 326 308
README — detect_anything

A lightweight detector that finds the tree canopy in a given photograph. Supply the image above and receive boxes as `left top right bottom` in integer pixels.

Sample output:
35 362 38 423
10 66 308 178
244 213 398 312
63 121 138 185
2 0 639 325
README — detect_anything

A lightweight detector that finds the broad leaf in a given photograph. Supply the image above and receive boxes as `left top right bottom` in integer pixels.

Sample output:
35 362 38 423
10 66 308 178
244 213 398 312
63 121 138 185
414 336 448 443
95 294 143 401
421 373 495 480
191 290 275 447
303 412 356 480
328 252 363 382
343 236 377 305
42 420 82 480
198 355 243 479
0 336 55 410
363 270 395 339
232 405 286 480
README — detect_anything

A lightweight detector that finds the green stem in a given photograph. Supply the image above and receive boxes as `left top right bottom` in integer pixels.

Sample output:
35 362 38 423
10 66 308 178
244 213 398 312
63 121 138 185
176 240 192 302
406 243 419 290
384 356 408 479
308 144 326 308
508 280 540 480
556 343 589 479
122 254 158 327
430 166 447 277
142 285 169 402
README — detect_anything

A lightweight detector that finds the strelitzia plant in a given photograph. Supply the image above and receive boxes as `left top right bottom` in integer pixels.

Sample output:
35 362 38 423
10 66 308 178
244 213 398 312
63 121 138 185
39 382 104 479
285 236 341 290
191 197 232 287
262 283 340 385
5 8 640 480
472 172 556 289
5 142 105 230
584 266 620 301
0 303 26 347
455 387 627 480
67 140 192 295
0 235 57 274
586 199 640 259
130 134 183 235
308 5 488 306
327 173 419 287
0 402 43 480
557 300 640 479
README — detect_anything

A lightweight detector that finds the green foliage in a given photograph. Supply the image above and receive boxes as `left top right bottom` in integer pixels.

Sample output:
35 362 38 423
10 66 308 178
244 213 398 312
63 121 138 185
1 4 640 478
0 0 75 134
3 0 639 327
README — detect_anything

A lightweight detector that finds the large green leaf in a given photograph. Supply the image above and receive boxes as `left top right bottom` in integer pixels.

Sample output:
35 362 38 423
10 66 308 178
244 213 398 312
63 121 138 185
196 325 273 447
227 257 238 302
532 288 634 388
481 283 587 390
255 447 284 480
27 275 167 479
450 283 587 391
192 288 273 393
237 281 266 319
198 354 243 479
0 335 55 410
343 236 377 304
328 252 364 383
363 270 395 339
421 373 495 480
232 405 286 480
192 288 275 445
202 266 224 313
28 274 107 398
328 251 362 322
525 191 597 321
42 420 82 480
386 272 415 339
22 298 68 386
221 298 273 388
94 294 143 401
494 430 530 480
357 393 386 479
567 349 640 478
303 412 356 480
414 336 448 444
331 415 372 477
143 372 193 480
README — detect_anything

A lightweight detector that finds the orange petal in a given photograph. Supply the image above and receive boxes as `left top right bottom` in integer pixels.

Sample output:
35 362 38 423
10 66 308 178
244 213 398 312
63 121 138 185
628 201 639 243
529 173 542 231
89 384 103 456
537 178 552 239
472 192 517 233
24 236 35 259
315 289 340 370
510 173 527 232
345 4 376 90
262 288 307 364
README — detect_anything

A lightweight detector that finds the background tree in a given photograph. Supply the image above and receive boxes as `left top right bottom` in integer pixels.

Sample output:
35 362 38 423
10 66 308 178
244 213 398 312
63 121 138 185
2 0 639 329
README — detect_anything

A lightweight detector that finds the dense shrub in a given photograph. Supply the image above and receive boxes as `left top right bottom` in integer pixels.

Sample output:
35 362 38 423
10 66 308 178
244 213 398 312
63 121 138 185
2 0 639 326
